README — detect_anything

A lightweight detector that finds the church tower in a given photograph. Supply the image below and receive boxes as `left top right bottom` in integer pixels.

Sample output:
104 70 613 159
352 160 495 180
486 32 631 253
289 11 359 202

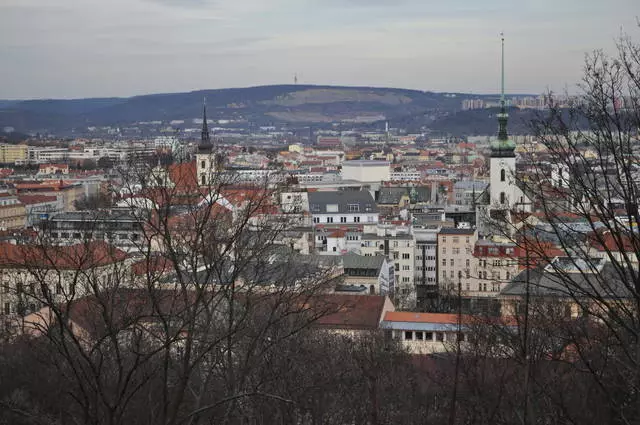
196 99 214 186
489 34 519 209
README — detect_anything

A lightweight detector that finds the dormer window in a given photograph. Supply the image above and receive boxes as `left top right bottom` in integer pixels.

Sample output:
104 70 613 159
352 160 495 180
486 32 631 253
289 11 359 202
348 204 360 212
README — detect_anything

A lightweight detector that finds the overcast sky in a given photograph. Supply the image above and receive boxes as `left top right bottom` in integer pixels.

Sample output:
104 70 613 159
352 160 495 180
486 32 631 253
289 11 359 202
0 0 638 99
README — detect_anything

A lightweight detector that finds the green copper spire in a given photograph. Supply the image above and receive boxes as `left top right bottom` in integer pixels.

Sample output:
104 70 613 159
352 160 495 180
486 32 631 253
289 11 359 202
491 33 515 157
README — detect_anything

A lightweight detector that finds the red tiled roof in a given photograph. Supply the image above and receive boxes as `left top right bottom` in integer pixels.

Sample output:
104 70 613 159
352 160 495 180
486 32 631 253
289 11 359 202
17 194 58 205
131 255 174 276
589 231 636 252
313 294 388 330
168 161 198 192
384 311 519 327
384 311 460 324
0 241 128 270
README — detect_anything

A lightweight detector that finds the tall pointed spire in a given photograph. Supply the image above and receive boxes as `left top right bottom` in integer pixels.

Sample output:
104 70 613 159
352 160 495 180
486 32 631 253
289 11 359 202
201 98 210 145
491 33 515 158
497 33 508 141
199 97 212 153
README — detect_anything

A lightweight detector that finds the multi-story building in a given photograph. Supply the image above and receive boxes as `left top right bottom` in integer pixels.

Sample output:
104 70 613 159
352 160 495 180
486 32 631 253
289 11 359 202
0 193 26 230
0 241 128 317
338 253 393 296
307 190 379 226
359 225 415 308
473 238 520 295
437 228 477 293
15 181 85 211
43 210 144 251
341 160 390 182
413 225 439 309
0 144 28 164
453 180 489 207
18 194 64 227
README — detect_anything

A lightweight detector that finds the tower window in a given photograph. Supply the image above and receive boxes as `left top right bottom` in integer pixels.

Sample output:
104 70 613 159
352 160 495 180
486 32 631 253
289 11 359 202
500 192 506 204
201 174 206 185
500 169 506 182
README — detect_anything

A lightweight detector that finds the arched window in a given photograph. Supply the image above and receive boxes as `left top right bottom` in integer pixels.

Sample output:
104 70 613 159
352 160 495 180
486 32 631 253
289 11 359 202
500 169 506 182
500 192 506 204
369 285 375 295
201 174 206 186
201 160 206 169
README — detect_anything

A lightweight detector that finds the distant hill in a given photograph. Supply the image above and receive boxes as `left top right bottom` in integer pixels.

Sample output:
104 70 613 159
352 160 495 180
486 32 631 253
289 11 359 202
0 85 540 135
427 107 547 137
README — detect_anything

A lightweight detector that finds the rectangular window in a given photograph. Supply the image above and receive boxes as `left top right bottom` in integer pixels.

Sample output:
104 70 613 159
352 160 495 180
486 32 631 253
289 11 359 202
425 332 433 341
402 253 410 259
313 217 320 223
395 263 400 272
415 331 424 341
404 331 413 340
442 259 446 266
340 217 347 223
453 237 459 243
326 217 333 223
3 302 9 315
450 259 454 266
393 252 399 260
402 277 410 282
436 332 444 342
348 204 360 212
354 216 360 223
402 265 410 271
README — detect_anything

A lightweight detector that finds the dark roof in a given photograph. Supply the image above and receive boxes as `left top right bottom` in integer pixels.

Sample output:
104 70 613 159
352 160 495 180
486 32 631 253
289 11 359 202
308 190 378 214
377 186 431 205
360 233 413 241
377 187 409 205
342 253 386 271
438 228 475 235
50 209 139 223
500 262 633 299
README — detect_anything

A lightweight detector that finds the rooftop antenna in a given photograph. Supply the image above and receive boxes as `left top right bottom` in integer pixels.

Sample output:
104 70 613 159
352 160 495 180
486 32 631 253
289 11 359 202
294 73 298 85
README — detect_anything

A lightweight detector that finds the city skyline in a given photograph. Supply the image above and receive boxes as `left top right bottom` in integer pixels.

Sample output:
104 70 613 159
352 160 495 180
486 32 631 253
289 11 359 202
1 0 638 100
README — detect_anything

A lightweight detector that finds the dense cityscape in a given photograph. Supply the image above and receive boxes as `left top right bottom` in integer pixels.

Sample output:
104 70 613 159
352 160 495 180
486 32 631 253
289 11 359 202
1 0 640 423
